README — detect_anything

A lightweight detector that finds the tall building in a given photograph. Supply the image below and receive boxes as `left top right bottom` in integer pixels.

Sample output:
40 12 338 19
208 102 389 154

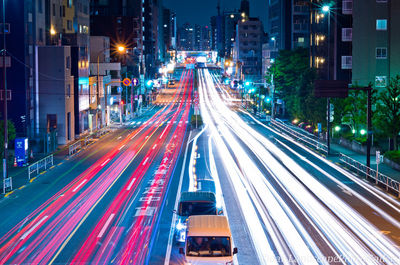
90 0 144 77
178 23 194 51
1 1 45 141
234 18 264 79
240 0 250 17
63 0 90 135
352 0 399 88
194 25 211 51
267 0 310 51
310 0 352 81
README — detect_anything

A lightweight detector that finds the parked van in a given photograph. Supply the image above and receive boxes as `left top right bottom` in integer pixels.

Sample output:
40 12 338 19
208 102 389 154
175 191 219 242
179 215 238 264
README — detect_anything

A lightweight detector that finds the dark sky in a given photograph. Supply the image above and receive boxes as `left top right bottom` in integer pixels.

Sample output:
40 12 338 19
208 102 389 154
164 0 268 29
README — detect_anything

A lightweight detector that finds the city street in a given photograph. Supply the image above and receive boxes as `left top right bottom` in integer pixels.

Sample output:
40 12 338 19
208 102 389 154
1 68 399 264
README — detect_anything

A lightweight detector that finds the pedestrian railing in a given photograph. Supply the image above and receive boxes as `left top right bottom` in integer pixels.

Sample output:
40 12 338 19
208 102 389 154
339 153 400 197
68 141 82 156
96 127 109 138
28 154 54 180
84 134 93 146
271 119 328 154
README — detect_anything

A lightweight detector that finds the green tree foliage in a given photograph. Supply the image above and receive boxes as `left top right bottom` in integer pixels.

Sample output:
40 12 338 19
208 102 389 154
267 48 325 125
0 120 16 157
375 75 400 150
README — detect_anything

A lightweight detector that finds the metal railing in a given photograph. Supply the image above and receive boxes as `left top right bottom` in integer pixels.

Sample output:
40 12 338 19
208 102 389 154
28 154 54 180
83 134 93 146
271 119 328 154
339 153 400 197
96 127 109 138
68 141 82 156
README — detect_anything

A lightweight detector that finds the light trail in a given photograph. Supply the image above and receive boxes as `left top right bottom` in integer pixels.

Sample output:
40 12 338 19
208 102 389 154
198 69 400 265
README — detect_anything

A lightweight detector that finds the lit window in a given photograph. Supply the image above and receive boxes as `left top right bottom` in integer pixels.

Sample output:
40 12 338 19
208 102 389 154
341 56 352 69
376 19 387 30
298 37 304 43
375 76 387 87
376 47 387 59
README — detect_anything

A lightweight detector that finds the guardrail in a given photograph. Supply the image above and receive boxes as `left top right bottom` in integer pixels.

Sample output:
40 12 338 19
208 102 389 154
270 119 328 154
68 141 82 156
28 154 54 180
339 153 400 197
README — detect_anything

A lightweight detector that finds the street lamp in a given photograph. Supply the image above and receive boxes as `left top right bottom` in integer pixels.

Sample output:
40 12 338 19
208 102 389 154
322 4 332 154
96 44 125 127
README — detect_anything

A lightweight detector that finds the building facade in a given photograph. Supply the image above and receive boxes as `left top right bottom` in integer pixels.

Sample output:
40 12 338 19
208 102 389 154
352 0 399 88
234 18 264 79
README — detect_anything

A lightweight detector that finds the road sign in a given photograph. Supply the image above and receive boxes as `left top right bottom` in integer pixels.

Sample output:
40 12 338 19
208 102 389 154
376 151 381 164
132 78 139 86
122 78 131 86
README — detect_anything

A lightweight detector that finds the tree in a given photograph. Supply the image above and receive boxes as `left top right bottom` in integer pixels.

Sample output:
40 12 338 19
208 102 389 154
0 120 16 157
266 48 325 125
375 75 400 150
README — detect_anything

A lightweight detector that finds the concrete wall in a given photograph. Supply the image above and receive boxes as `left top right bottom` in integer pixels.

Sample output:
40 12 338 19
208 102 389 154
39 46 75 145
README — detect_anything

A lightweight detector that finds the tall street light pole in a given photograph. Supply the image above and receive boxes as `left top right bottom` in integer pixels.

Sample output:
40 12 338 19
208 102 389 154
96 45 125 127
322 5 331 155
2 0 8 194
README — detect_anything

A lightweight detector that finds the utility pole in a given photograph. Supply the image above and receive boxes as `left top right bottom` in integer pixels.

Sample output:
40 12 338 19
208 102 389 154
2 0 8 194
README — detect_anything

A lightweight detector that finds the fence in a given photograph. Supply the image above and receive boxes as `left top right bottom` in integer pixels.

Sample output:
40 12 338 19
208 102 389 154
28 154 54 180
270 119 328 154
68 141 82 156
339 153 400 197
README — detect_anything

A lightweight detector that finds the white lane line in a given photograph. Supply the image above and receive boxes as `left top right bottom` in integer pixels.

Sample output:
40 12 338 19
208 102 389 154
73 179 88 192
21 216 49 240
97 214 115 238
142 157 149 166
100 158 110 167
153 144 157 150
164 131 192 265
118 144 126 151
126 178 137 191
118 136 122 140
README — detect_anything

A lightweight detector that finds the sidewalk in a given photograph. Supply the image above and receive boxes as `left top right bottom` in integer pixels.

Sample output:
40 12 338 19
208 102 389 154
329 143 400 182
256 115 400 184
0 126 112 197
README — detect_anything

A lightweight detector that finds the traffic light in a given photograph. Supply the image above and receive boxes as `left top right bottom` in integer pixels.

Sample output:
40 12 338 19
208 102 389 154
146 80 154 88
244 81 251 87
265 97 271 103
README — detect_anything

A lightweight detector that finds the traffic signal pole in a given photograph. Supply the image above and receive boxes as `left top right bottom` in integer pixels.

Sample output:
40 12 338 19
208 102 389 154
327 98 331 155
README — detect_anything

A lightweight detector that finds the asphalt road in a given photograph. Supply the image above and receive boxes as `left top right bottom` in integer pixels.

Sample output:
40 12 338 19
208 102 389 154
0 67 399 265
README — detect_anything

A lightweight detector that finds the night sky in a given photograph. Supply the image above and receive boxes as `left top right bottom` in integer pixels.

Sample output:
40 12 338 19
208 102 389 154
164 0 268 29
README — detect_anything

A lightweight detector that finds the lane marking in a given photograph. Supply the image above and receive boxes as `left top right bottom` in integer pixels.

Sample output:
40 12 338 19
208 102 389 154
153 144 157 150
126 178 137 191
97 214 115 238
100 158 110 167
5 191 14 197
142 157 149 166
73 179 87 192
30 177 36 183
19 185 25 190
21 216 48 240
118 144 126 151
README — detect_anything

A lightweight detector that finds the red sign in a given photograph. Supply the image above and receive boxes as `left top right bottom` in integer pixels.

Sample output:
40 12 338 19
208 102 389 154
122 78 131 86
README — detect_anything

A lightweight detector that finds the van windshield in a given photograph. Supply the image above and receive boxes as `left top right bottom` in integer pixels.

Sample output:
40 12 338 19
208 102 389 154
186 236 231 257
179 202 216 216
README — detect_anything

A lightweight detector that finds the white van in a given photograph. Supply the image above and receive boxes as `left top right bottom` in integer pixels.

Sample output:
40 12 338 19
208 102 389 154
179 215 238 265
